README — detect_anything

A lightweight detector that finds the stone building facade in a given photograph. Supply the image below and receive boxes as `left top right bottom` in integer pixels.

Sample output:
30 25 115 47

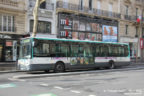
26 0 55 38
56 0 120 42
0 0 26 62
119 0 144 58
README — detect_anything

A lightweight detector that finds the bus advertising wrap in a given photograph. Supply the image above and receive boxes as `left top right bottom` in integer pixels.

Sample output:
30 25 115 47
102 25 118 42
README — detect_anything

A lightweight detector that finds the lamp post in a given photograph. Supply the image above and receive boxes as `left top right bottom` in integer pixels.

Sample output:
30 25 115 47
136 15 142 63
32 0 46 37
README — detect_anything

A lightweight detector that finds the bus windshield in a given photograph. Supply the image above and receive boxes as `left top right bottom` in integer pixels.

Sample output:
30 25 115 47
19 39 31 59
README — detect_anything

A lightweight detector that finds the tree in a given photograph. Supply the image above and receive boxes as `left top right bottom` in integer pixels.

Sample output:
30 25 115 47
32 0 46 37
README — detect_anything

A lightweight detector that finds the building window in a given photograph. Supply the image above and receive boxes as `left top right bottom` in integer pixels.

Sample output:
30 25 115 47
136 27 138 37
0 15 2 31
125 5 129 15
136 8 138 18
0 15 14 32
142 27 144 38
89 0 93 10
125 25 128 35
29 0 35 7
30 20 51 34
109 3 113 16
79 0 83 10
97 1 101 9
40 1 46 9
97 0 101 15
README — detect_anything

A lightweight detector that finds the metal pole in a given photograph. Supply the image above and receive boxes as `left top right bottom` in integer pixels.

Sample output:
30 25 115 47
141 9 143 62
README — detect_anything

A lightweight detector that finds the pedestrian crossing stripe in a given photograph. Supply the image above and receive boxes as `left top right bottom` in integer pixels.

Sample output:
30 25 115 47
31 93 57 96
0 83 16 88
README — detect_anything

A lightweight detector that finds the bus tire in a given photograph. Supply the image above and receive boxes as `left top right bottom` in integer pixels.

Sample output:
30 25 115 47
54 62 65 73
108 61 115 69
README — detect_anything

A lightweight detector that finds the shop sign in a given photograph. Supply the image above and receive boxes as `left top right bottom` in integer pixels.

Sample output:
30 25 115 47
102 25 118 42
120 37 138 43
60 19 72 30
6 41 13 46
23 39 30 43
60 31 72 38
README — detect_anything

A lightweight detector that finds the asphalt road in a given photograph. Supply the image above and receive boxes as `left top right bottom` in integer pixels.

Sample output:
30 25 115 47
0 65 144 96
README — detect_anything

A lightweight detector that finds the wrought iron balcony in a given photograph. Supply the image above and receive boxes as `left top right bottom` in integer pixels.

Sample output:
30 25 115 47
29 3 54 11
135 0 144 6
56 1 121 19
1 26 16 32
124 15 141 22
124 15 132 21
0 0 18 7
0 0 26 12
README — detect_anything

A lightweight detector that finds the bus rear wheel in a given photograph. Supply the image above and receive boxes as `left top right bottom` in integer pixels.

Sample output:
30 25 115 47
108 61 115 69
54 62 65 73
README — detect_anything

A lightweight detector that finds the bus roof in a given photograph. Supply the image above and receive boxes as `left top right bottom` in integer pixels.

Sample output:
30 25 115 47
22 37 129 45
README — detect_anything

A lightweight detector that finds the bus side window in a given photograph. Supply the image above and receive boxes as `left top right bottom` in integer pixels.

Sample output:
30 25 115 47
83 45 93 57
109 46 116 57
118 46 123 57
61 44 70 57
124 45 129 56
33 40 50 57
101 45 108 57
108 45 112 56
50 44 56 57
95 45 100 57
79 45 84 57
71 45 79 57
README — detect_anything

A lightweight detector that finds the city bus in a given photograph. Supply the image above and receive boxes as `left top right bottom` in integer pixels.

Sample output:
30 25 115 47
18 37 130 72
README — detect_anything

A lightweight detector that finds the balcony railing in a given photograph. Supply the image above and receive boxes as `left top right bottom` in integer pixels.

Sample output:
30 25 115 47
135 0 144 5
124 15 141 22
56 1 121 19
1 26 16 32
29 3 54 11
0 0 18 7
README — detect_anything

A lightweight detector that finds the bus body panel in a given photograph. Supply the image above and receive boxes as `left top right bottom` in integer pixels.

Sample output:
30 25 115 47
18 37 131 71
18 59 31 71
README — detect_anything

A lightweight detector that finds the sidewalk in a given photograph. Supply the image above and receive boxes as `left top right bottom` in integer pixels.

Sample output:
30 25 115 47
0 62 17 72
130 58 144 66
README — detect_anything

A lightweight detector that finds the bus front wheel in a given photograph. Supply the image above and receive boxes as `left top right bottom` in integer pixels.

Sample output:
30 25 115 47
54 62 65 73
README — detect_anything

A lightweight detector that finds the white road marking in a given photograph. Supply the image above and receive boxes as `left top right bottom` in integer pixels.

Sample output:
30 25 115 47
8 78 26 82
40 84 49 87
70 90 81 94
124 92 142 95
32 93 57 96
0 83 16 88
54 86 64 90
89 95 96 96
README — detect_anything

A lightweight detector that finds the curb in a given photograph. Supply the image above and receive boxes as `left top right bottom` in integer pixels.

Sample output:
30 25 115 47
0 70 25 74
0 63 144 74
13 66 144 79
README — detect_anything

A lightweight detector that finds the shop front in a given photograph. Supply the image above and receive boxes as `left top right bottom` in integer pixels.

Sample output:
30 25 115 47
57 13 118 42
120 37 138 58
0 34 19 62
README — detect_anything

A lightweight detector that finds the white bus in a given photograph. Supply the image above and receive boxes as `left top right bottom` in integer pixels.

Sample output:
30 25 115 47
18 37 130 72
